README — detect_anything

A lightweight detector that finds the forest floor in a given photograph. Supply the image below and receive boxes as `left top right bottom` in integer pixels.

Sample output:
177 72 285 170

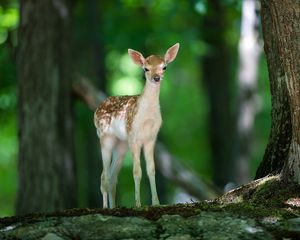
1 175 300 239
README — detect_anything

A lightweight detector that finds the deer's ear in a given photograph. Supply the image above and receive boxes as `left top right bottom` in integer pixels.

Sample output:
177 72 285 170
128 49 145 66
164 43 180 64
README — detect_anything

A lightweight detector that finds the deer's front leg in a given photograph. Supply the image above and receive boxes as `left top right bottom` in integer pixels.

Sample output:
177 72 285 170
130 143 142 207
144 140 160 206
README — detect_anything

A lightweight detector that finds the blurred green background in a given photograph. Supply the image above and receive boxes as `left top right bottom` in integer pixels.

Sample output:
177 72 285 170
0 0 270 216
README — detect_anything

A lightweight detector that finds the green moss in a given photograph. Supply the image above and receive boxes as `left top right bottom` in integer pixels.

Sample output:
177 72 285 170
216 175 300 220
1 175 299 229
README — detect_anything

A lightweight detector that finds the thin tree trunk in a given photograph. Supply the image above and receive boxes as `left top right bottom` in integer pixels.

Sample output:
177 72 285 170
256 0 300 183
85 0 106 208
201 0 235 189
235 0 261 184
86 0 106 91
16 0 77 214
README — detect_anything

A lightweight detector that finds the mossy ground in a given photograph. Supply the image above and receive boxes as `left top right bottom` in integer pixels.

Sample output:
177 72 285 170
1 175 299 228
216 175 300 219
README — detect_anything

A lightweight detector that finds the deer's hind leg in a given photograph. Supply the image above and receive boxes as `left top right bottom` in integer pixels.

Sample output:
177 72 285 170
100 134 117 208
109 140 128 208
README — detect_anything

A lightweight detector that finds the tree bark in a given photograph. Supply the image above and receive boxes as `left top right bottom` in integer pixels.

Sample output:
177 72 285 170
255 0 300 182
16 0 77 214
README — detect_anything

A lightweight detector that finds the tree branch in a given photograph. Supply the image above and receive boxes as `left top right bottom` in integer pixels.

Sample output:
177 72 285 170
155 143 220 199
72 76 220 200
72 75 107 110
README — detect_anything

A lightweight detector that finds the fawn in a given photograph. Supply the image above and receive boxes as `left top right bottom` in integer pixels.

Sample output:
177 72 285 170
94 43 180 208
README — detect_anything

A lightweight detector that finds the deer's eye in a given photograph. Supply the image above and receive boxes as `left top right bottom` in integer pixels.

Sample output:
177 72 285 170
163 66 167 70
144 68 149 72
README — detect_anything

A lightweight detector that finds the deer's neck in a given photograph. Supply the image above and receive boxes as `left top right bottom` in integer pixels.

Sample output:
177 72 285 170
139 80 161 107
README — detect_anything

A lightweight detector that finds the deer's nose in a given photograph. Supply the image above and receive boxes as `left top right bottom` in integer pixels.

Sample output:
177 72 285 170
153 74 161 82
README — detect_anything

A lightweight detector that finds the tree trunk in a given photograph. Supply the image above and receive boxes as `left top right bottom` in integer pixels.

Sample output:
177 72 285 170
88 0 106 90
16 0 77 214
85 0 106 208
201 0 236 189
255 0 300 183
235 0 261 184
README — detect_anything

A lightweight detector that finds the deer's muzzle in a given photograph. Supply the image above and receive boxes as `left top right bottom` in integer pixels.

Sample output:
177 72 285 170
152 74 161 82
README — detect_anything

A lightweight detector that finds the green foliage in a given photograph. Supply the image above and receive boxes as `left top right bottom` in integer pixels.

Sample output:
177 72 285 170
0 5 18 45
107 51 143 96
0 54 17 217
0 113 17 217
0 0 18 217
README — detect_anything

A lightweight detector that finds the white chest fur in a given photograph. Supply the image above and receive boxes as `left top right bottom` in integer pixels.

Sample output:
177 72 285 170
130 99 162 143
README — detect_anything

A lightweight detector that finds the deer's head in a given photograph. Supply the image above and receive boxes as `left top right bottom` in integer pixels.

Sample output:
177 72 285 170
128 43 180 85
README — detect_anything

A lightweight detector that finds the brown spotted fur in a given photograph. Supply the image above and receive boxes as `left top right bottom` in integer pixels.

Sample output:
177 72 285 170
94 95 139 134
